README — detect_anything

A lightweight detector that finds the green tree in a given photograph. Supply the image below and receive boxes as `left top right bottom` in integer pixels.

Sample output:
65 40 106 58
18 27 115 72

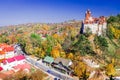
106 26 114 39
73 34 93 55
30 33 42 47
107 16 119 23
94 36 108 51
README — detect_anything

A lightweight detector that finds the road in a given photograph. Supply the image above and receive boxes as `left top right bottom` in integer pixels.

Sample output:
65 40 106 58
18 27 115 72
14 44 74 80
26 56 73 80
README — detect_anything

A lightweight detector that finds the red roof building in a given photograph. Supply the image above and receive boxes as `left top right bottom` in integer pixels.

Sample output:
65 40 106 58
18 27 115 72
14 55 25 61
3 57 15 64
3 47 14 52
0 67 3 71
0 51 5 55
0 43 15 61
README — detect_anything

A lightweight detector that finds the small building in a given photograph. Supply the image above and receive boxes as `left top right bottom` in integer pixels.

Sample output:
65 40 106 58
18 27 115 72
52 57 73 75
2 57 16 70
1 55 25 71
14 55 25 64
0 43 15 61
43 56 54 65
4 46 14 58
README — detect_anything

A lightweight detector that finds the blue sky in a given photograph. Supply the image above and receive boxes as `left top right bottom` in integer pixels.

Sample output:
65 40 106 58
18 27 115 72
0 0 120 26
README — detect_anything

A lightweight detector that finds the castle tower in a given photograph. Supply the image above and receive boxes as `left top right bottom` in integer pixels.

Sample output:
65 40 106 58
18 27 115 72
84 9 93 23
85 9 91 20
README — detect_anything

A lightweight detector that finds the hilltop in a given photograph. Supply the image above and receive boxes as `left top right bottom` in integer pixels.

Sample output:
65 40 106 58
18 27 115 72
0 14 120 79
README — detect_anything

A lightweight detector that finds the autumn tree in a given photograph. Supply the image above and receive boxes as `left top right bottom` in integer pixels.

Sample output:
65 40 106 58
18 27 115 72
74 62 89 79
67 53 74 60
25 43 33 55
106 63 116 76
51 46 60 58
60 51 66 58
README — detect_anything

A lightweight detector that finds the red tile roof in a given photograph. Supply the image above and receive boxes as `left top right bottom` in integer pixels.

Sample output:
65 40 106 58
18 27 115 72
14 55 25 61
2 55 25 64
0 43 14 52
7 58 15 63
3 47 14 52
3 57 15 64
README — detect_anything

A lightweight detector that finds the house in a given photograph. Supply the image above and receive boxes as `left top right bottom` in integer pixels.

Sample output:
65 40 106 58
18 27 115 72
43 56 54 65
14 55 25 64
0 43 15 61
2 57 16 70
4 46 14 58
0 51 5 62
52 57 73 75
80 9 107 36
1 55 25 71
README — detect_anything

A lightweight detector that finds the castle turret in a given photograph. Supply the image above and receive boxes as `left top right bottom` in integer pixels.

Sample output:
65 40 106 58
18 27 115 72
85 9 91 20
84 9 93 23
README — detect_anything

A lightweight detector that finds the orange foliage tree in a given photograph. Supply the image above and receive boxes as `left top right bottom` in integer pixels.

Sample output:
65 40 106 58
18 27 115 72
51 46 60 58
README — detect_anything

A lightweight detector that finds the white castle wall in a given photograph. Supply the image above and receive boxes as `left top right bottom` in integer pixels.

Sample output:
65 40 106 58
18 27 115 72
83 22 107 35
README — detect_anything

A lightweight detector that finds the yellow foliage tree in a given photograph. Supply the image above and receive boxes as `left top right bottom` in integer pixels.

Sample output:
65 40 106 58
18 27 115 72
41 40 48 52
40 50 45 58
70 27 78 38
111 58 115 64
74 62 87 78
59 35 65 43
60 51 66 58
42 24 50 31
67 53 74 60
62 32 68 38
111 26 120 39
52 33 63 43
34 47 41 55
51 47 60 58
106 63 116 76
53 33 59 39
25 43 33 55
56 43 62 50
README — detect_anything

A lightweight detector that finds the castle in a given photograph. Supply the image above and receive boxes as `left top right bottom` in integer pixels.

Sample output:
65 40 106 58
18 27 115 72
80 9 107 36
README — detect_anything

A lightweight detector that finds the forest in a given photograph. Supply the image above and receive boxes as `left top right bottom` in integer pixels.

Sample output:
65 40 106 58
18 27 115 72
0 14 120 79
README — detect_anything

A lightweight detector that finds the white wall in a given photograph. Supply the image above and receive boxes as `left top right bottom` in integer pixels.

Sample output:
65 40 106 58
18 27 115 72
84 22 107 35
5 51 14 58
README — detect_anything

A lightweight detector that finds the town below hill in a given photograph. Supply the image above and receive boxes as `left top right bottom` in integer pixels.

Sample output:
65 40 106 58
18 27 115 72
0 11 120 80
